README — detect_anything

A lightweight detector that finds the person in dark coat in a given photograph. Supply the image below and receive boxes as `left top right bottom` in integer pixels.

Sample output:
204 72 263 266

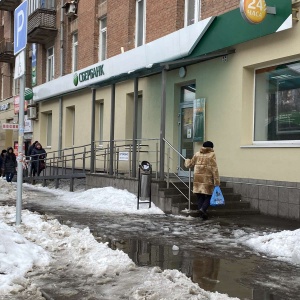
3 147 17 182
0 149 7 178
31 142 47 176
27 141 38 158
27 141 38 176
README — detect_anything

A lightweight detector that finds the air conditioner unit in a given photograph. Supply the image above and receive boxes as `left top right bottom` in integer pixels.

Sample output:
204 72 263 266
27 107 37 120
66 3 76 16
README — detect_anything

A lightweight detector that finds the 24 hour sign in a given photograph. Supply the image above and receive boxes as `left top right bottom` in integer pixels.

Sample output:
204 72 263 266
240 0 267 24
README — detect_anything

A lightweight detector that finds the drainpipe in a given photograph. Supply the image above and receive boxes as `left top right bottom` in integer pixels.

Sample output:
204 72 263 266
109 83 116 175
90 88 96 172
58 5 64 157
159 68 167 180
132 77 138 178
60 5 64 77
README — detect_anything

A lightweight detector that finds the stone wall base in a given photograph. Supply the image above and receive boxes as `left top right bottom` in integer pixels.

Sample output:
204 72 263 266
221 176 300 221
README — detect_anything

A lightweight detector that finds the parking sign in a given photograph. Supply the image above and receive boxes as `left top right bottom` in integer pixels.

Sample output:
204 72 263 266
14 0 28 55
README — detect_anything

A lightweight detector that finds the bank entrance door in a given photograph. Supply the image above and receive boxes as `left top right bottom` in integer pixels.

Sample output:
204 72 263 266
178 102 194 177
178 84 196 177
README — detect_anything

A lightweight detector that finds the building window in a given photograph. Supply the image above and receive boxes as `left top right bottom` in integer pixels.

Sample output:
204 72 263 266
254 61 300 142
136 0 146 47
47 47 54 81
99 17 107 61
13 74 20 96
95 101 104 146
181 84 196 102
184 0 200 26
72 32 78 72
126 93 142 140
47 113 52 147
66 106 75 146
28 0 55 15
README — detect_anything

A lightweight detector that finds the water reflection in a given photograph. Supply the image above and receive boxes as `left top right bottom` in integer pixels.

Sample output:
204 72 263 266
99 235 277 300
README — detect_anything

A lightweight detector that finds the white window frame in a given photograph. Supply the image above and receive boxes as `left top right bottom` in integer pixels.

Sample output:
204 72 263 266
250 60 300 147
28 0 55 15
47 47 55 81
12 66 20 96
135 0 146 47
184 0 201 27
72 32 78 72
99 17 107 61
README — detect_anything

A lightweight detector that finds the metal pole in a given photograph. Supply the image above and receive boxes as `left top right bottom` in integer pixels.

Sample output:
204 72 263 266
167 147 170 189
155 142 158 179
90 88 96 172
109 84 115 175
159 68 167 180
16 66 25 225
132 77 138 177
129 144 132 177
188 168 191 211
58 98 63 157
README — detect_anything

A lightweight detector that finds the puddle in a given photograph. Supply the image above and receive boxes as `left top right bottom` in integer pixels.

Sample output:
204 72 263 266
96 234 277 300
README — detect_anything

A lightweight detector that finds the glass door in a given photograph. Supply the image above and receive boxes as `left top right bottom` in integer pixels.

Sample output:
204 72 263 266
178 84 196 177
178 102 194 177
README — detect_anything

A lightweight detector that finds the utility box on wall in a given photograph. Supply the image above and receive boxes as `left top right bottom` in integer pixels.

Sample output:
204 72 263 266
27 107 37 119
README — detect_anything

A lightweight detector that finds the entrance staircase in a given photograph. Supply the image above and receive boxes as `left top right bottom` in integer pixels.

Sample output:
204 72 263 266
156 180 260 218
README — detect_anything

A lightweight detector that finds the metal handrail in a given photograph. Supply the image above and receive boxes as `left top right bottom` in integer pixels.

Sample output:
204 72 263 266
163 138 186 160
163 138 192 211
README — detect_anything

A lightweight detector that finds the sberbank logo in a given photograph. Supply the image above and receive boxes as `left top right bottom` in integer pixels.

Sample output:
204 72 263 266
73 73 79 86
73 65 105 86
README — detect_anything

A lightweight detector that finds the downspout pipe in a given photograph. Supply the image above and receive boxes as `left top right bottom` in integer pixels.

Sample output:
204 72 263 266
159 68 167 180
132 77 138 178
109 84 116 175
90 88 96 172
58 5 65 157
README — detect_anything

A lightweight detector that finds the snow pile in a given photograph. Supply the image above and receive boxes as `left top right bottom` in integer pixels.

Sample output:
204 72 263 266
234 229 300 266
0 216 49 295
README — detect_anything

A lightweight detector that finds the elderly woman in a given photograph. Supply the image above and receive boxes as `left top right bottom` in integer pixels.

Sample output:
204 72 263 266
185 141 220 220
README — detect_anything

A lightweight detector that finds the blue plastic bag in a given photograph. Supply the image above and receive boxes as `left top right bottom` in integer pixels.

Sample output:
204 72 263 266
210 186 225 206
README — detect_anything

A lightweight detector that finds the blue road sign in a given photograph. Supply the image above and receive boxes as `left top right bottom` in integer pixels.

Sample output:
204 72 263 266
14 0 28 55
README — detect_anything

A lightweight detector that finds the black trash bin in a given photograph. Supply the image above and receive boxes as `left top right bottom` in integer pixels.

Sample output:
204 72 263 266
137 161 152 209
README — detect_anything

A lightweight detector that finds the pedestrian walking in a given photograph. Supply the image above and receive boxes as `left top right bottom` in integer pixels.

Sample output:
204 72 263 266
0 149 7 178
27 141 38 158
3 147 17 182
185 141 220 220
27 141 38 176
31 142 47 176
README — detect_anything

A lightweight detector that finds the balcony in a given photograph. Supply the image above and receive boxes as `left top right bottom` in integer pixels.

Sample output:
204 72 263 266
0 0 20 11
27 7 57 44
0 39 14 63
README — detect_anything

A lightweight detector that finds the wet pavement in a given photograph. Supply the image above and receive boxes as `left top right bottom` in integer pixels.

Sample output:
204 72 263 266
1 186 300 300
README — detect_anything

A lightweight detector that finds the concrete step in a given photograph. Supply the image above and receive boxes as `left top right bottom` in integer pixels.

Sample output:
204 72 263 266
179 208 260 218
158 185 234 197
171 200 252 215
156 179 257 217
164 193 242 206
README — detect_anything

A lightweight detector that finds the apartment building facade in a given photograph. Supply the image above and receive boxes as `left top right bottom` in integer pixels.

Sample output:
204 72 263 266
1 0 300 220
